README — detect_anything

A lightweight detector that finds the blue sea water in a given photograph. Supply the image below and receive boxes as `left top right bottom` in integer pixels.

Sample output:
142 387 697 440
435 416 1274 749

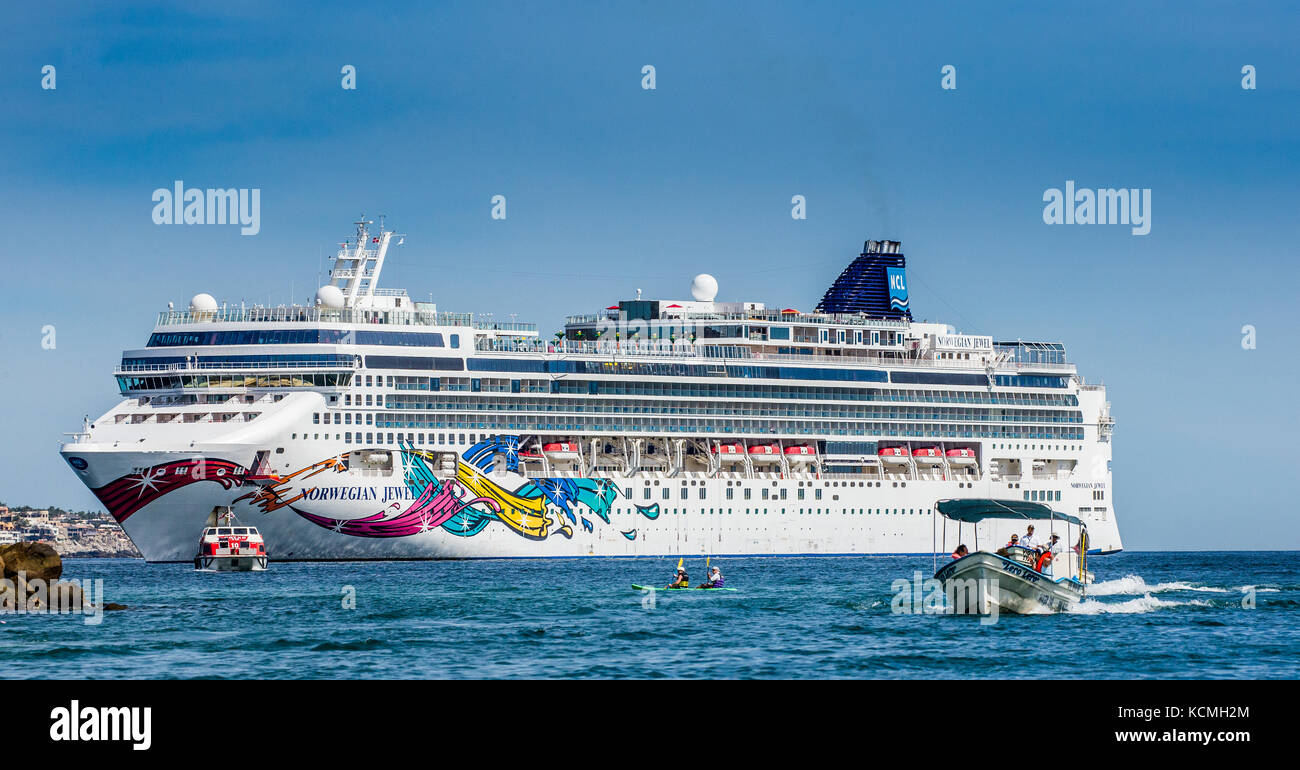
2 551 1296 679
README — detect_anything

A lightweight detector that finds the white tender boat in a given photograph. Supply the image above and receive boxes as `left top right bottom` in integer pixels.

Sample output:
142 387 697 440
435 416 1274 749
194 507 268 571
931 499 1090 614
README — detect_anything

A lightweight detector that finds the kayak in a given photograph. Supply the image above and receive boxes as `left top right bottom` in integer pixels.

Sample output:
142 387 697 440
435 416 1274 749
632 583 738 592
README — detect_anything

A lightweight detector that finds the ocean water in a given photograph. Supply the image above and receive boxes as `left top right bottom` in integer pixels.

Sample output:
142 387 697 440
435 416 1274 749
3 551 1296 679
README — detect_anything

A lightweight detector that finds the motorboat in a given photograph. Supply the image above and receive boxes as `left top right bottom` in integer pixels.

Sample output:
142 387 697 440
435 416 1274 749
194 507 268 572
931 499 1090 614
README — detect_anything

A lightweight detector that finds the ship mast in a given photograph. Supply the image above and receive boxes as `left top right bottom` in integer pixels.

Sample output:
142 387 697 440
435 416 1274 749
329 215 399 305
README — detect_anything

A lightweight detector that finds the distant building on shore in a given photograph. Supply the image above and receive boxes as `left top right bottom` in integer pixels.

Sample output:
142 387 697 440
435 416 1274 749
0 504 139 557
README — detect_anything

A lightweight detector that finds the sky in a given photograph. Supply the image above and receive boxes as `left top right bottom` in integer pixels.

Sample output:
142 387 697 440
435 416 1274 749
1 1 1296 549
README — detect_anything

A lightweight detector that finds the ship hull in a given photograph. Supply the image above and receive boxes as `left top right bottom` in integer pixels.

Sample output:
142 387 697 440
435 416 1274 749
60 441 1123 562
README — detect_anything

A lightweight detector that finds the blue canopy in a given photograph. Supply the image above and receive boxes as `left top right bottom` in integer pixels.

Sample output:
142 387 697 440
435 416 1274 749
935 498 1085 527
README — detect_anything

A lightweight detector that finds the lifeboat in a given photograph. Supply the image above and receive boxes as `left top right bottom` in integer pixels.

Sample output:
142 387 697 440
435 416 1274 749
542 442 579 460
783 445 816 463
912 446 945 465
194 508 267 572
878 446 911 465
946 447 977 465
711 442 747 462
748 444 781 463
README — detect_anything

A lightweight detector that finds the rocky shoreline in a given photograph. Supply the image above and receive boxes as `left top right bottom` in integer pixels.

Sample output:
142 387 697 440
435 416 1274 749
0 542 127 613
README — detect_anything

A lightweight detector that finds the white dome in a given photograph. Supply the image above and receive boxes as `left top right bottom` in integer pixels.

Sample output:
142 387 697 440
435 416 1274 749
690 273 718 302
189 293 218 312
316 285 345 309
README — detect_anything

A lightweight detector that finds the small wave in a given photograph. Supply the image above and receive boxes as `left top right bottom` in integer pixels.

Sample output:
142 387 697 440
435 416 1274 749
1069 595 1212 615
1089 575 1228 596
310 638 387 651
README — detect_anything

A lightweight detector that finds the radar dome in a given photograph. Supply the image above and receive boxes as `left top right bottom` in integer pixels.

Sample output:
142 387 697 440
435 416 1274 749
316 285 345 309
189 293 218 312
690 273 718 303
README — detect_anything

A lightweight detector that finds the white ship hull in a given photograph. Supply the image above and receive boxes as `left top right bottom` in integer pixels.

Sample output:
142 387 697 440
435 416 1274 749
61 436 1123 562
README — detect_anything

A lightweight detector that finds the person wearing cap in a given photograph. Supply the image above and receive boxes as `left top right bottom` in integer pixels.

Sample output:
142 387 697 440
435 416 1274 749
666 567 689 589
1005 533 1020 548
1037 534 1063 576
697 565 725 589
1019 525 1038 550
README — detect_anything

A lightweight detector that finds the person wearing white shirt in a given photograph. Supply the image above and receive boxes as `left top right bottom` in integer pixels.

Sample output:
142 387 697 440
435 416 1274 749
1019 525 1038 550
1039 534 1063 576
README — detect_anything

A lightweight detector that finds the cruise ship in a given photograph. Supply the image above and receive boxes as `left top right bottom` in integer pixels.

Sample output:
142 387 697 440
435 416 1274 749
60 218 1122 561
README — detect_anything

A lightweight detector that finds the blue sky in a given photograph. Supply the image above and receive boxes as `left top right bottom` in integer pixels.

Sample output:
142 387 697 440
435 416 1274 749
1 1 1297 549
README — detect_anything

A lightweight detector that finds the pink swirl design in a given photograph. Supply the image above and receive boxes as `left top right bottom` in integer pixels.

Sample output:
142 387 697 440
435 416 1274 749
293 479 501 538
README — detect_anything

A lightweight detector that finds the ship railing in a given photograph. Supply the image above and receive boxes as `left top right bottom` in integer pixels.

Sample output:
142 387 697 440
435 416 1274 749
473 338 1075 372
473 321 539 334
115 360 357 373
568 309 911 329
155 306 475 328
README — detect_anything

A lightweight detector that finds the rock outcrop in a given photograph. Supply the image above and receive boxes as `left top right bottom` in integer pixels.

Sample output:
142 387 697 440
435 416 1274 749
0 542 63 582
0 542 125 613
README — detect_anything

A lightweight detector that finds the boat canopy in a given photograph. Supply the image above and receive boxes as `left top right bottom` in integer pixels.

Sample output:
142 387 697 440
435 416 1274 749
935 499 1085 527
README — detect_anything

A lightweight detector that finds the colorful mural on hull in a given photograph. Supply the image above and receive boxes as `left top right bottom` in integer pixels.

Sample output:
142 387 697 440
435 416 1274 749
88 458 252 524
234 435 654 542
85 436 659 543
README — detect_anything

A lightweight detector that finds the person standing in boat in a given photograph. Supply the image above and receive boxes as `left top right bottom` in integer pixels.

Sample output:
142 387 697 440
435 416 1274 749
1036 534 1063 576
1020 525 1038 550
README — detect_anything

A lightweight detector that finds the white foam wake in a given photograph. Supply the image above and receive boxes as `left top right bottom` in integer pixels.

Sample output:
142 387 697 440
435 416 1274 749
1069 595 1213 615
1088 574 1229 596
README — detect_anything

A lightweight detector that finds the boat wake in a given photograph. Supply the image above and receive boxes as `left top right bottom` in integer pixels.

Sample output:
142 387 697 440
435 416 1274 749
1069 595 1214 615
1088 574 1229 596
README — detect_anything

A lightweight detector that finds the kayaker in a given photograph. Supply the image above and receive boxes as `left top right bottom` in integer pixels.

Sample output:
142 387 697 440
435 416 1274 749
951 544 968 559
666 567 689 589
698 565 725 589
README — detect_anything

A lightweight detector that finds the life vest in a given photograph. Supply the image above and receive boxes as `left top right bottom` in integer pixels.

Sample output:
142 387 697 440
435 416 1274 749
1035 550 1053 572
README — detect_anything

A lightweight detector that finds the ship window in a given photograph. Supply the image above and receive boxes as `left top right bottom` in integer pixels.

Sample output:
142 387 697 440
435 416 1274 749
313 413 320 424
